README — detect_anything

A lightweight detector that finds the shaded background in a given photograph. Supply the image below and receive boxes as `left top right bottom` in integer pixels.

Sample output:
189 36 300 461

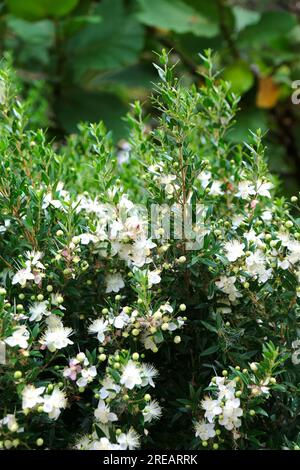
2 0 300 193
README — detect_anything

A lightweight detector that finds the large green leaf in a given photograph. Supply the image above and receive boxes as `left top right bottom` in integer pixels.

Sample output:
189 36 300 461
232 6 261 33
7 17 55 46
238 11 297 46
223 61 254 95
67 0 144 78
136 0 219 37
56 87 128 140
227 107 268 143
6 0 79 20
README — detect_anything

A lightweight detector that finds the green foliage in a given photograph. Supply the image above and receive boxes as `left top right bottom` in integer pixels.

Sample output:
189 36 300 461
0 0 298 196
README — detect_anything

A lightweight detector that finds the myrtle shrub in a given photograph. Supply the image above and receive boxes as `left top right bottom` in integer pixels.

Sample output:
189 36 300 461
1 51 300 450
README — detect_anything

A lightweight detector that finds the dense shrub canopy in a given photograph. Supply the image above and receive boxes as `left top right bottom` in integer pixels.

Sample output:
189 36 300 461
1 52 300 450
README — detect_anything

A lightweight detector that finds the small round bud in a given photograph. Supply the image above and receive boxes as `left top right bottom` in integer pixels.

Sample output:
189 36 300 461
291 196 298 203
179 303 186 311
37 405 44 413
132 352 139 361
72 236 80 245
36 438 44 447
56 230 64 237
202 441 208 447
249 409 256 416
243 282 250 289
18 293 25 300
144 394 151 401
46 285 53 292
285 221 293 228
178 256 186 264
4 440 12 449
132 329 140 336
222 370 228 377
78 387 85 393
14 371 22 379
270 377 276 384
37 294 44 301
99 354 107 362
115 295 121 301
102 308 109 314
215 429 221 436
57 295 64 304
213 443 219 450
161 323 169 331
16 304 23 311
174 336 181 344
235 390 242 398
76 352 86 362
250 362 258 372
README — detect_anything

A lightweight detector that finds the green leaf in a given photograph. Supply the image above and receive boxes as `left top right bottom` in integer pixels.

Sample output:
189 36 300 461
232 6 261 33
136 0 219 37
6 0 79 20
56 87 128 141
200 320 218 334
200 344 220 356
227 108 268 143
238 11 297 46
68 0 144 78
223 61 254 95
7 17 55 46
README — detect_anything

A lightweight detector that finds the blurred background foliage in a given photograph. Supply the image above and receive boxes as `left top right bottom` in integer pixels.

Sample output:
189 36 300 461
1 0 300 193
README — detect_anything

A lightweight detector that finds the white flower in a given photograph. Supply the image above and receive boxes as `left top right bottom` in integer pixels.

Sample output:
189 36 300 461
0 219 10 234
209 181 224 196
12 267 35 287
232 215 244 228
76 366 97 388
195 420 216 440
94 400 118 424
42 193 63 210
29 301 50 322
143 400 162 423
43 387 67 420
292 340 300 365
219 399 243 430
198 171 211 189
88 318 109 342
91 437 121 451
148 270 161 288
215 276 241 302
261 210 272 221
141 363 158 388
201 397 222 423
224 240 245 262
79 233 98 245
0 414 19 432
25 251 45 269
42 322 73 352
5 325 29 349
105 273 125 293
120 360 142 389
236 180 255 199
114 310 130 329
256 180 273 198
22 385 45 409
117 428 140 450
99 377 121 399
